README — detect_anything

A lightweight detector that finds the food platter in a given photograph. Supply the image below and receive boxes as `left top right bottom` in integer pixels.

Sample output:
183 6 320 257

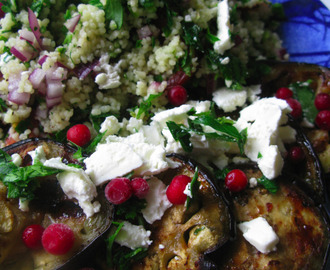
0 0 329 269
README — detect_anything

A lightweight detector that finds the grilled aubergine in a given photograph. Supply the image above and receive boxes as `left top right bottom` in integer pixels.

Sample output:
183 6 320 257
0 138 114 270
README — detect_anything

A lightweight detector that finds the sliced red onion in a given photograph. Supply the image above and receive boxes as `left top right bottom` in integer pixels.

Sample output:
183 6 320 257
28 8 43 49
167 70 190 89
37 81 47 96
8 90 31 105
19 29 35 45
55 61 69 71
10 46 34 62
29 68 46 89
137 25 153 39
74 59 99 80
46 80 64 98
8 74 30 105
46 96 62 108
64 14 81 33
38 55 48 65
46 66 68 81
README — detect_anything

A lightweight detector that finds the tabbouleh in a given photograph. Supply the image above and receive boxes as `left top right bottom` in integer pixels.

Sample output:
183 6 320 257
0 0 285 146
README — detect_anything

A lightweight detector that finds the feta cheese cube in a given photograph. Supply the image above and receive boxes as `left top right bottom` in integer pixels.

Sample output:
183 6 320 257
115 221 152 250
141 177 172 224
238 217 279 254
213 88 247 112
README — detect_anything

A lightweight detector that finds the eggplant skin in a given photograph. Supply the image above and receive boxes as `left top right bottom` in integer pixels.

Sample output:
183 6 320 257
132 154 232 270
216 169 329 270
0 138 114 270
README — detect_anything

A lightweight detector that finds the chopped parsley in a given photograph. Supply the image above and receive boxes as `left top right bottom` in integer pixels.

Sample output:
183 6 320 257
167 106 247 154
115 197 147 223
185 167 199 209
105 0 124 29
131 93 163 120
257 175 278 194
290 80 318 123
30 0 51 15
0 149 62 200
194 225 206 235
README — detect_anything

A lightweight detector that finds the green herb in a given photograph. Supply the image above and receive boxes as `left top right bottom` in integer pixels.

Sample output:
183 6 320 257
214 167 230 181
139 0 154 9
63 33 72 45
0 0 17 13
106 221 124 268
111 246 148 270
64 9 72 20
57 47 66 55
90 112 119 131
167 108 247 154
104 0 124 29
131 93 162 120
290 80 318 123
14 118 31 134
0 98 8 112
88 0 104 9
166 121 193 152
162 2 177 37
185 167 199 209
257 152 263 159
0 149 62 200
257 175 278 194
193 225 206 235
30 0 51 15
154 74 163 82
206 28 220 44
182 22 204 53
115 197 147 222
135 39 142 48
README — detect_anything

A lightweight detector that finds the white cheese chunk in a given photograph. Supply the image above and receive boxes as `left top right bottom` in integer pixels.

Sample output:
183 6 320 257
44 157 100 218
27 145 47 164
84 143 143 185
214 0 233 55
235 98 293 179
99 115 121 135
11 153 22 166
238 217 279 254
141 177 172 224
115 221 152 250
94 54 121 89
213 88 247 112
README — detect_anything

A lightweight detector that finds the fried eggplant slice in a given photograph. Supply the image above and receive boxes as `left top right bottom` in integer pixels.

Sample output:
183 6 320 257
216 166 329 270
133 154 233 270
0 138 114 270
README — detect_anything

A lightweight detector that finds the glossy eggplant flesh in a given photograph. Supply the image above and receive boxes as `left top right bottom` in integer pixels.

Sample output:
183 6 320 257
215 164 329 270
131 154 233 270
0 138 114 270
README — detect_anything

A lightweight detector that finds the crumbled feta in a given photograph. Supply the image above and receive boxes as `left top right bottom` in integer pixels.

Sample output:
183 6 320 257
27 145 47 164
126 117 143 133
141 177 172 224
212 88 247 112
235 98 294 179
183 182 192 198
249 177 258 188
11 153 22 166
214 0 233 55
44 157 100 218
84 142 143 185
94 54 121 89
99 115 121 135
19 198 29 212
115 221 152 250
159 244 165 249
238 217 279 254
247 85 262 103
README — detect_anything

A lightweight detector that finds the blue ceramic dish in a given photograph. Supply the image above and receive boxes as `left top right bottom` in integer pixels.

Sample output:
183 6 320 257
271 0 330 68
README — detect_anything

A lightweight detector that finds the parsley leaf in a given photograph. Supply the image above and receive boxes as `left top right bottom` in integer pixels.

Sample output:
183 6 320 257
0 97 8 112
88 0 104 8
115 197 147 222
131 93 162 120
166 121 193 152
185 167 199 209
104 0 124 29
30 0 51 15
163 2 177 37
0 0 17 13
0 150 62 200
106 221 124 268
290 80 318 123
139 0 155 9
257 175 278 194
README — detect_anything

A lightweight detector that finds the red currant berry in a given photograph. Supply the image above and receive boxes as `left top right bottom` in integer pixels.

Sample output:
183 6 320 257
104 178 133 205
286 98 302 119
288 146 305 163
167 85 188 106
314 93 330 111
22 224 44 250
275 87 293 100
131 178 149 199
225 169 248 192
67 124 91 147
166 175 191 205
42 223 75 255
315 110 330 130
